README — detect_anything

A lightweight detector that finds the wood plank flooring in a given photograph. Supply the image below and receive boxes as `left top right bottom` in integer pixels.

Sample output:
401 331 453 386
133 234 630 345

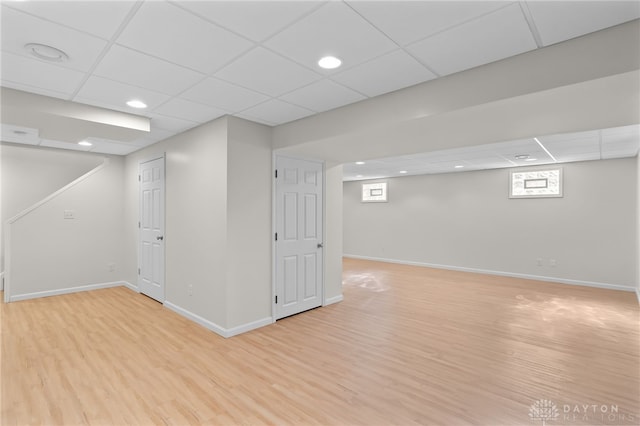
2 258 639 425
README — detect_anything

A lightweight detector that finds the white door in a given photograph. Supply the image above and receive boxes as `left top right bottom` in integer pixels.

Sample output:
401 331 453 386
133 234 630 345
275 156 323 319
139 157 165 302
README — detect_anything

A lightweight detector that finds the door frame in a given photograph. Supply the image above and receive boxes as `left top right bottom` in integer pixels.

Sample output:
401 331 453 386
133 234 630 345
271 154 326 322
138 153 166 301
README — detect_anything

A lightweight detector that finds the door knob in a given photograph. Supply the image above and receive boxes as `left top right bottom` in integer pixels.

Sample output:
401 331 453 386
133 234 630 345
317 243 323 248
157 236 164 241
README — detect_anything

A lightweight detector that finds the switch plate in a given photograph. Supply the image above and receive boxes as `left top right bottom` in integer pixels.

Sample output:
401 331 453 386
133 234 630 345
63 210 75 219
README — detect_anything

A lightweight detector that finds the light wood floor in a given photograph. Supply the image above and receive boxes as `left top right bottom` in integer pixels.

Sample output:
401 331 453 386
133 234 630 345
2 258 639 425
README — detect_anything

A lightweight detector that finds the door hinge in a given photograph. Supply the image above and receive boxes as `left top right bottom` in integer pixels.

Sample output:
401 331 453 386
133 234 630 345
275 169 278 179
275 295 278 304
275 232 278 241
138 221 141 228
138 268 141 275
138 174 141 182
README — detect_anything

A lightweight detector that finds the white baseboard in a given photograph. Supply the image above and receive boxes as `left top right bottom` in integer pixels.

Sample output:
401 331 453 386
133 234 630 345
9 281 126 302
636 288 640 305
163 301 227 337
324 294 344 306
122 281 139 292
226 317 273 337
163 301 271 338
343 254 636 293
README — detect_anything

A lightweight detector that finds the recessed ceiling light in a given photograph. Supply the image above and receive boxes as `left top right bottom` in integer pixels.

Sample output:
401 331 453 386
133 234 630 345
78 141 92 147
24 43 68 62
515 154 530 160
13 130 28 135
454 165 465 169
356 174 363 178
126 99 147 109
318 56 342 69
399 170 408 174
355 161 365 165
525 158 537 162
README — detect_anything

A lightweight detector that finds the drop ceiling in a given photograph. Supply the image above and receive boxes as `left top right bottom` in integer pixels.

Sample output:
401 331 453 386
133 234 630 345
1 1 639 170
342 124 640 181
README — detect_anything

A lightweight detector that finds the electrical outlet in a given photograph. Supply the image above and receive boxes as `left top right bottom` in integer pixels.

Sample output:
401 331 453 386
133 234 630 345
536 258 543 267
550 259 557 267
107 263 116 272
188 285 193 296
63 210 75 219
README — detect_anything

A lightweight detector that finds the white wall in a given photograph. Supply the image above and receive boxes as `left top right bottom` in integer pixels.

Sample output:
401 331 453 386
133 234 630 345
124 116 274 334
124 118 229 327
0 143 104 271
324 163 343 304
226 116 272 329
344 158 637 289
6 156 125 300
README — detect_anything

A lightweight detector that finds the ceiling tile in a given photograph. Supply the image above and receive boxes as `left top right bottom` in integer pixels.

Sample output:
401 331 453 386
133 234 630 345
332 49 437 97
601 124 640 144
526 1 640 46
117 1 253 74
149 113 199 133
177 1 323 42
1 5 108 73
215 47 321 97
3 1 137 40
74 76 171 112
239 99 315 126
180 77 269 113
1 51 85 96
265 1 397 73
347 1 507 46
406 3 537 76
94 45 205 96
279 79 366 113
152 98 227 123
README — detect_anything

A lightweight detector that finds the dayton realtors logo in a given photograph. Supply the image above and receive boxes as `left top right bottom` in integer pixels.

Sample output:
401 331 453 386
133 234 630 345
529 399 560 425
529 399 636 425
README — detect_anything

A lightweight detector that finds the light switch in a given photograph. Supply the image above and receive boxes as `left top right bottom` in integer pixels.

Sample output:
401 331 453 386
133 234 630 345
63 210 75 219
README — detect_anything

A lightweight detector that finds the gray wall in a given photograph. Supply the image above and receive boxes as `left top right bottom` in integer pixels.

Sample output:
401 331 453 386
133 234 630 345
344 158 637 289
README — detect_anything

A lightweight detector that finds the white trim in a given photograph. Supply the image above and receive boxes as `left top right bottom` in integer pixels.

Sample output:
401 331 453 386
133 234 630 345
0 271 4 291
122 281 139 292
163 301 227 337
163 301 272 338
343 254 636 292
226 317 274 337
636 288 640 304
9 281 126 302
324 294 344 306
